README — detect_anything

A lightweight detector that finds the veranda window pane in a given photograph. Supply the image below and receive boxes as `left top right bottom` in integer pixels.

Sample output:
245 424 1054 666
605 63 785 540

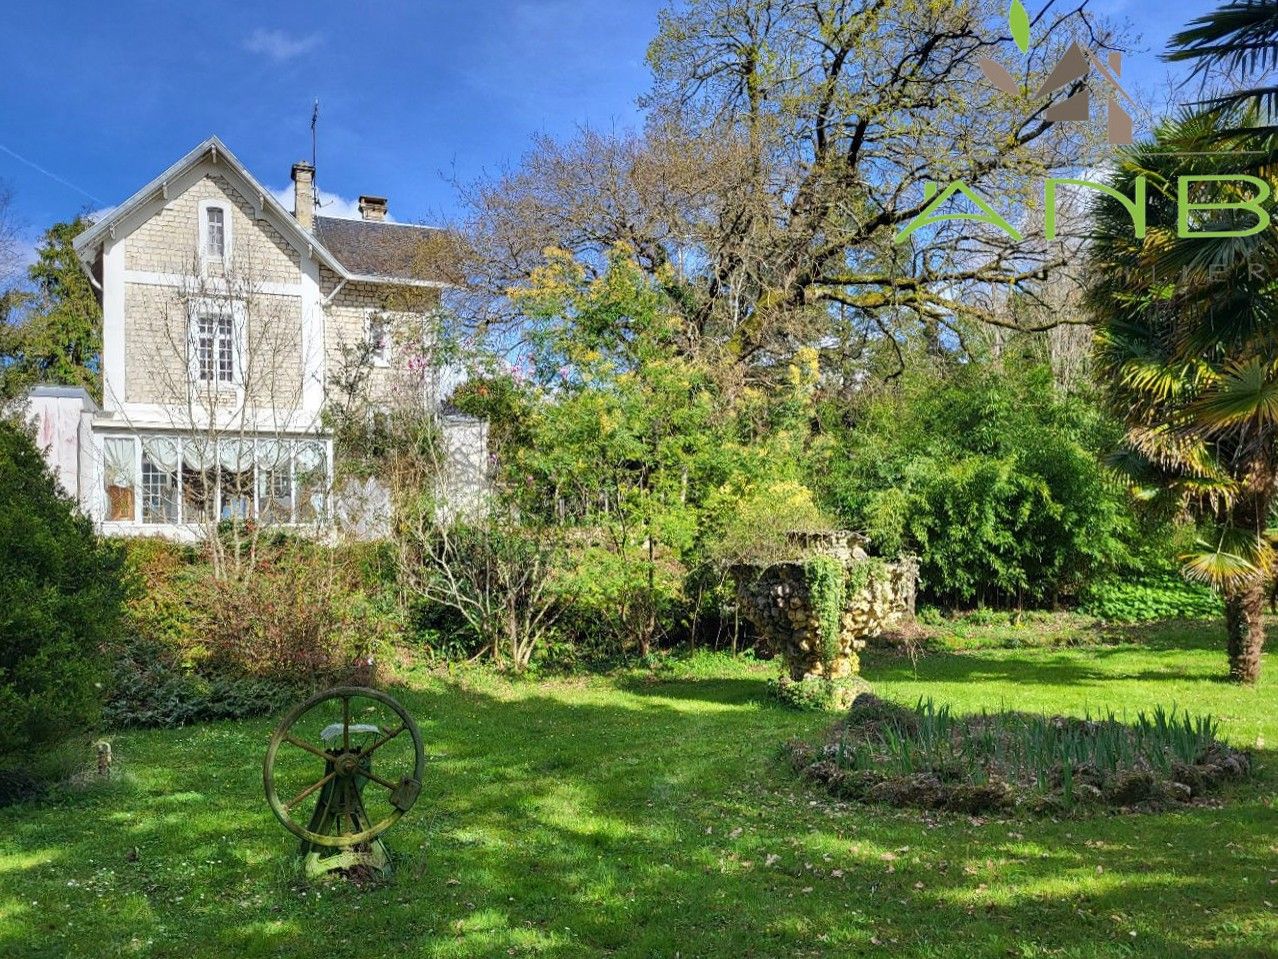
181 438 216 523
140 438 180 524
217 439 253 522
103 437 136 521
256 440 293 523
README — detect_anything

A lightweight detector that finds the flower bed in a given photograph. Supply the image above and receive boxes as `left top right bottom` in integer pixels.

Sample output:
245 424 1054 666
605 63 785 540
785 694 1251 814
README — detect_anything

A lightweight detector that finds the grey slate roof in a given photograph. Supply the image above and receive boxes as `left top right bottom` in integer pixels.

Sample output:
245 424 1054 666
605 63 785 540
314 216 447 284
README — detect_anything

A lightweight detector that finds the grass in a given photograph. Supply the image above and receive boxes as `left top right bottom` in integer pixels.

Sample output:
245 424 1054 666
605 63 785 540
2 618 1276 958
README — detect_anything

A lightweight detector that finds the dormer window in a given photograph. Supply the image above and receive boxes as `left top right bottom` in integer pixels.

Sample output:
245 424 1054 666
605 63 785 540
206 206 225 257
198 199 232 263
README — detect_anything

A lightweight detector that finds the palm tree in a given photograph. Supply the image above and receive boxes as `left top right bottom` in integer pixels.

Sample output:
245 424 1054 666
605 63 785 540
1087 108 1278 685
1166 0 1278 127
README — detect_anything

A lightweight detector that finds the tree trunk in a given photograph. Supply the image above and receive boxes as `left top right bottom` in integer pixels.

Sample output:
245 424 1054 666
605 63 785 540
1223 578 1267 685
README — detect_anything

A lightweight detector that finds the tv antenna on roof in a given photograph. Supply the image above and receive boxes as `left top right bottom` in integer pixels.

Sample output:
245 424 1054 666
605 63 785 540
311 98 322 209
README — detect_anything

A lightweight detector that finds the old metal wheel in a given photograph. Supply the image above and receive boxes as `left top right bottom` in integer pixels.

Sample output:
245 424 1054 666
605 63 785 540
263 686 425 849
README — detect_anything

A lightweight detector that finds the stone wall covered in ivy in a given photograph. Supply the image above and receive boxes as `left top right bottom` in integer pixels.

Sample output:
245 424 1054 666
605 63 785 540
733 533 917 680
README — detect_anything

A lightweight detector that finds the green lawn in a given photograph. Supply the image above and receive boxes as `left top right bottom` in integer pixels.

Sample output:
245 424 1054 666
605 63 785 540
3 622 1276 958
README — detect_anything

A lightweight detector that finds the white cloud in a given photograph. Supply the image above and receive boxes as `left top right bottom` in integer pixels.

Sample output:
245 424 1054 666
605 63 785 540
268 185 395 222
243 28 322 62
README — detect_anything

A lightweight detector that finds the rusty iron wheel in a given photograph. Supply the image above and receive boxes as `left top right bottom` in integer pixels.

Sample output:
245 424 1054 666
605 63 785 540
263 686 425 849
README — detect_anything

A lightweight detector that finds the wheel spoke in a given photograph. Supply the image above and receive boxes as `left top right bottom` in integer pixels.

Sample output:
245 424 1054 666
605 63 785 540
283 733 330 761
360 723 405 756
284 771 334 812
342 696 351 752
362 769 398 792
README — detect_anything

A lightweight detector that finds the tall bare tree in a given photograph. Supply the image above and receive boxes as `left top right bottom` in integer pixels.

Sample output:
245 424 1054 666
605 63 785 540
452 0 1126 387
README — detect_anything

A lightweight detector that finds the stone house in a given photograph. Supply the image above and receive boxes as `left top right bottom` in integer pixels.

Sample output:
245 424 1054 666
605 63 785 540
27 135 485 538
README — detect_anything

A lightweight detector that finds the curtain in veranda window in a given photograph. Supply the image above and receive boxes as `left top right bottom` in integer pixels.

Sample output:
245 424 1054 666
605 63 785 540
140 437 180 524
103 437 136 521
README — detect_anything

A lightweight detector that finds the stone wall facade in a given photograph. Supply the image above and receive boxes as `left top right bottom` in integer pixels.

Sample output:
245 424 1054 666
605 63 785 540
125 173 299 283
319 266 441 407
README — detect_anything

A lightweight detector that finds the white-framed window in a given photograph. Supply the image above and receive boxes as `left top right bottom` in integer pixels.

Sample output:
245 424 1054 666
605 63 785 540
198 199 232 263
99 433 331 527
195 312 235 383
366 311 391 367
188 299 243 387
140 437 180 524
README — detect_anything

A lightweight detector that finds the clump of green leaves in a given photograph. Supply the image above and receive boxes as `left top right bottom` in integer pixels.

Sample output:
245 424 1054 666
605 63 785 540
1080 574 1222 622
102 634 299 730
769 675 870 712
804 556 845 669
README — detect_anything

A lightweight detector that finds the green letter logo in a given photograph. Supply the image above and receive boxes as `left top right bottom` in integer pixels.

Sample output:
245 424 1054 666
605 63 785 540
1177 175 1271 238
1045 176 1146 240
895 182 1022 244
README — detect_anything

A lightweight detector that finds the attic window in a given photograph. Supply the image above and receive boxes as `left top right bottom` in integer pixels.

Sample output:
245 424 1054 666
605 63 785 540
198 200 232 262
206 207 225 257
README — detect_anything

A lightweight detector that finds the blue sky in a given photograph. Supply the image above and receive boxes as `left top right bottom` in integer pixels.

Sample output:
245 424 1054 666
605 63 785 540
0 0 1218 265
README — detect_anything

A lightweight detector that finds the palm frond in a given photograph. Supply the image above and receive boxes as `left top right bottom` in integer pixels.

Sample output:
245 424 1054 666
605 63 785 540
1191 357 1278 428
1167 1 1278 76
1166 2 1278 123
1181 523 1275 588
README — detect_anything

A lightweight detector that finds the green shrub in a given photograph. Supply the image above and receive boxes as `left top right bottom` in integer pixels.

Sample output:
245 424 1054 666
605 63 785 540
1080 574 1222 622
551 541 686 659
103 635 297 729
0 419 124 766
116 538 396 690
769 675 871 711
820 360 1138 608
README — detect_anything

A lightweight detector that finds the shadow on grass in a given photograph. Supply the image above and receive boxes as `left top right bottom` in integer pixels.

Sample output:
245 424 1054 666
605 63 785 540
612 674 772 706
1 673 1275 958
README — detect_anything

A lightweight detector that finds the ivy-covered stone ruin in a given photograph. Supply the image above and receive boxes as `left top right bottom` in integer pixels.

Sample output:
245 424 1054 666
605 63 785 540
732 531 917 682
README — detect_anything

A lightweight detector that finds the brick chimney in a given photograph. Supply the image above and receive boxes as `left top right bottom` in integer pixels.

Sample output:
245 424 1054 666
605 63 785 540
292 162 315 231
359 195 388 222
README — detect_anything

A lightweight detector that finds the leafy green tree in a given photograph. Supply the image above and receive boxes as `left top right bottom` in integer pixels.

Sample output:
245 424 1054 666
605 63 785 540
2 217 102 401
819 359 1134 608
511 248 725 654
0 417 123 767
1087 108 1277 684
